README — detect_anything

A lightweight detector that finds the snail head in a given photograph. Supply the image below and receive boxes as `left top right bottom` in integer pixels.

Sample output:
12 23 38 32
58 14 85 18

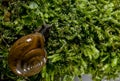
35 23 52 40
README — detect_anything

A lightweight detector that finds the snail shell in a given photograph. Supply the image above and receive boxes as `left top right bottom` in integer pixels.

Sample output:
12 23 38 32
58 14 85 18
8 32 47 77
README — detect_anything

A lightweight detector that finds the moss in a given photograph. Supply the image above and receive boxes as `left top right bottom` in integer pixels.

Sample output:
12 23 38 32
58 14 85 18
0 0 120 81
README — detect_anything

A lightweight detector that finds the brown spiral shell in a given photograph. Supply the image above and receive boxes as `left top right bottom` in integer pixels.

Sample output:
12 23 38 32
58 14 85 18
8 32 47 77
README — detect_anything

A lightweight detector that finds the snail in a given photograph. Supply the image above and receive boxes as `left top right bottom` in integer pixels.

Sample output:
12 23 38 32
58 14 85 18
8 24 51 77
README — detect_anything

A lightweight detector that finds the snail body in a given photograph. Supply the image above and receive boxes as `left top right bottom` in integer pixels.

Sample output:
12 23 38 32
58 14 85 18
8 24 51 77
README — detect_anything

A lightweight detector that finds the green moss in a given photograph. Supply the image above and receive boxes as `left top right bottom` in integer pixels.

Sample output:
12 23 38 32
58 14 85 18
1 0 120 81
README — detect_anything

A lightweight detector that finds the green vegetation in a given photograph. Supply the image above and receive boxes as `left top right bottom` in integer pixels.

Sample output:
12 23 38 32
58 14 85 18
1 0 120 81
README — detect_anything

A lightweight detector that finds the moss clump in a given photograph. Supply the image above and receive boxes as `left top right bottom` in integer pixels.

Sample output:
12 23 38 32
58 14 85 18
1 0 120 81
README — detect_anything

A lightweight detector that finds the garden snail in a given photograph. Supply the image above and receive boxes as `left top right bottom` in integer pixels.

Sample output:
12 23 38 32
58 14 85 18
8 24 51 77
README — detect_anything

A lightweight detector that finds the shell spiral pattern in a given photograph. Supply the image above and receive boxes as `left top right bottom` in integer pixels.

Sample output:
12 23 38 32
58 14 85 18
8 33 47 77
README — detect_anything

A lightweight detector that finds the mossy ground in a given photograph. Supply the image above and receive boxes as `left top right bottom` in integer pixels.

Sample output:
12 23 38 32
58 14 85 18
0 0 120 81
